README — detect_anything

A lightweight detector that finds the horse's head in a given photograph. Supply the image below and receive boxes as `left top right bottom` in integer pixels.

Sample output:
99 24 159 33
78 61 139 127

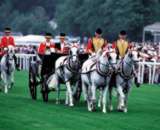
99 50 112 65
6 46 15 61
125 49 140 64
69 44 80 63
108 49 117 64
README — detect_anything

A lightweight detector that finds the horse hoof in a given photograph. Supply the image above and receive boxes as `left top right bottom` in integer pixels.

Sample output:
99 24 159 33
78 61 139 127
4 90 8 94
11 82 14 88
124 108 128 113
98 104 101 108
102 109 107 113
108 106 113 112
69 104 74 107
56 101 60 104
117 109 124 112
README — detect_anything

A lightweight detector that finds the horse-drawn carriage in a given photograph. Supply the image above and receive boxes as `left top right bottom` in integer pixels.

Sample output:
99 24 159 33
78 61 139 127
28 51 89 102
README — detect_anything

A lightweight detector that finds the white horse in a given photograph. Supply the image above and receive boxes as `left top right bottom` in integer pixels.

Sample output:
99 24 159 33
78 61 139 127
53 45 80 106
81 50 114 113
108 50 139 113
0 47 15 94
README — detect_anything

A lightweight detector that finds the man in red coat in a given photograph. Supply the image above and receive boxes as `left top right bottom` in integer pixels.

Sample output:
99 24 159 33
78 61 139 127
1 27 15 48
56 33 70 54
0 27 19 70
38 33 55 55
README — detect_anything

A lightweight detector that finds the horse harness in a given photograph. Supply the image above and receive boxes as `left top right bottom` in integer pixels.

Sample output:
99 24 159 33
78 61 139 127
118 59 135 84
57 55 80 82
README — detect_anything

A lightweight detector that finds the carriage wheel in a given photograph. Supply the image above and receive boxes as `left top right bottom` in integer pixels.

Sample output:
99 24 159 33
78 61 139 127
41 77 49 102
29 65 37 100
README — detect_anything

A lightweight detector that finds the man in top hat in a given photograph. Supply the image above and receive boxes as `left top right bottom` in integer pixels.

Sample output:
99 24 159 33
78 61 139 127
112 30 140 87
1 27 15 48
112 30 132 59
55 33 70 54
0 27 19 70
87 28 107 55
38 33 55 55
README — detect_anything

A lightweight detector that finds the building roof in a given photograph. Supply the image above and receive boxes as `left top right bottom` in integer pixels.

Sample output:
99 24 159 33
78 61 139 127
144 22 160 33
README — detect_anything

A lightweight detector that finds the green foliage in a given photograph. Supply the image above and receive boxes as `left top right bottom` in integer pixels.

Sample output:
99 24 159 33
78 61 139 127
0 0 160 40
0 0 56 34
55 0 160 41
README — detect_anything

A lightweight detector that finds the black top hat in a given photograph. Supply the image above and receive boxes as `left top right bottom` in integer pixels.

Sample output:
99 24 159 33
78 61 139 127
60 33 66 37
96 28 102 35
4 27 11 32
120 30 127 35
45 32 52 38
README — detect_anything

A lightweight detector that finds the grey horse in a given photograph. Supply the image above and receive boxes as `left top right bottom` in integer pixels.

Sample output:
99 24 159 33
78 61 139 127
53 45 80 106
81 50 114 113
0 47 15 93
108 50 139 113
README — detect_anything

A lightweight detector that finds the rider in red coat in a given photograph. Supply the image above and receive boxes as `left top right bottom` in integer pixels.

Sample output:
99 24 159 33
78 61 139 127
0 27 19 70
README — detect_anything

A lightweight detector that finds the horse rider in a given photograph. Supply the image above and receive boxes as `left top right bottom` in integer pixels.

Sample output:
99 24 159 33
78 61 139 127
0 27 20 70
87 28 107 56
112 30 140 87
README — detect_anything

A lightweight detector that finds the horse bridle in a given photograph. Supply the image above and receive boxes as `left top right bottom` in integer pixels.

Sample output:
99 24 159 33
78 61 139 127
120 57 135 80
66 55 81 73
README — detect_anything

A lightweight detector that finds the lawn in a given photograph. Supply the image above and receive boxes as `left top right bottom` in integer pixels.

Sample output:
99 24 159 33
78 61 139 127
0 71 160 130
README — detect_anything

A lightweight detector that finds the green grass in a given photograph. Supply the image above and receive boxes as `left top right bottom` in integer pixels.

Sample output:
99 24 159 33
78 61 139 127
0 71 160 130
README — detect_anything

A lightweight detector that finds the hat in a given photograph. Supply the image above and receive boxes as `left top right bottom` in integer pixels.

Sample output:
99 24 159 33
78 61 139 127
95 28 102 35
60 33 66 38
45 32 52 39
120 30 127 35
4 27 11 33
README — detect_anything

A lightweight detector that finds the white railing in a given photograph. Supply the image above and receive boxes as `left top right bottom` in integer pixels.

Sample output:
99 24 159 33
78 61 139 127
138 61 160 84
15 53 36 70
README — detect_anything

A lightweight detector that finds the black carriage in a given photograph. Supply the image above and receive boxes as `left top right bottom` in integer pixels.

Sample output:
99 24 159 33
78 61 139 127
28 52 89 102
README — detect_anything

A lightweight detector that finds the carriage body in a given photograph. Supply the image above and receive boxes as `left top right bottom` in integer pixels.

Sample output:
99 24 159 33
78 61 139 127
28 52 89 102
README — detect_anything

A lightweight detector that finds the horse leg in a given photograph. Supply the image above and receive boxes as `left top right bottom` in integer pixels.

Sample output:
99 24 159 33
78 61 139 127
124 93 128 113
108 87 113 111
66 81 74 107
98 88 102 108
117 85 125 111
3 72 8 94
102 86 108 113
82 81 91 111
124 83 131 113
91 84 96 111
87 85 92 112
56 82 60 104
56 76 60 104
65 90 69 105
11 71 14 88
82 81 87 102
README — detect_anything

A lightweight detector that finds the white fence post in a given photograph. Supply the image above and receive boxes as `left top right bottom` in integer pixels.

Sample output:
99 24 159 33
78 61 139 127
15 53 36 71
138 61 160 84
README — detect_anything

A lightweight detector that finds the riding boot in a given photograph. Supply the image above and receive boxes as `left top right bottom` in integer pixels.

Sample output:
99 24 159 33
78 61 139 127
13 55 20 71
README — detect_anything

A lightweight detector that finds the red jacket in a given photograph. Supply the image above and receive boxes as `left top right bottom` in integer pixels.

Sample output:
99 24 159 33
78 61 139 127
37 42 55 55
1 36 15 48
